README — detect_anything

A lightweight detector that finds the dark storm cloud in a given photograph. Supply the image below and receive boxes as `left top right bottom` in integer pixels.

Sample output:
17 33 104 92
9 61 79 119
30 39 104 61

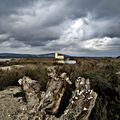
0 0 34 16
0 0 120 56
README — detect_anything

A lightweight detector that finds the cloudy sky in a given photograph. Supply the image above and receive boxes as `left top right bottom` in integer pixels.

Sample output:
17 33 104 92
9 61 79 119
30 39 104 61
0 0 120 56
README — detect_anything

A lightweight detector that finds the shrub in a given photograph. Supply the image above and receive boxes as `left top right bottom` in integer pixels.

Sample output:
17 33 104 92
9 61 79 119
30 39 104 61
0 64 48 91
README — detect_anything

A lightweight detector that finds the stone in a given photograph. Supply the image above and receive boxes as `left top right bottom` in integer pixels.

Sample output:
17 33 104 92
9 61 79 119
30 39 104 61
0 67 97 120
60 77 97 120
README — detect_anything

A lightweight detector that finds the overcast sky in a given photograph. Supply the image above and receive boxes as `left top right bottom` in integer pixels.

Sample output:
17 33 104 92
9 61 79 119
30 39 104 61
0 0 120 56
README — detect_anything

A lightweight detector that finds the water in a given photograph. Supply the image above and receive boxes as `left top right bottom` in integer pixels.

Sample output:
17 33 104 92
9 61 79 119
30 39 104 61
0 58 11 61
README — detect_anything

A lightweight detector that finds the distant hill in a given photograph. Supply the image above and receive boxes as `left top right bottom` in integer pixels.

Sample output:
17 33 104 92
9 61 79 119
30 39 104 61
0 53 72 58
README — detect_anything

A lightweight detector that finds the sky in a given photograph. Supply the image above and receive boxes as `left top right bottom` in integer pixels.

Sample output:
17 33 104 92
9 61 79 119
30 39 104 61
0 0 120 56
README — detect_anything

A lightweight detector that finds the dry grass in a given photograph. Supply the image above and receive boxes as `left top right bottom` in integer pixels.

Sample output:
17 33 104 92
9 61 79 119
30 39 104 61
0 64 48 91
0 57 120 120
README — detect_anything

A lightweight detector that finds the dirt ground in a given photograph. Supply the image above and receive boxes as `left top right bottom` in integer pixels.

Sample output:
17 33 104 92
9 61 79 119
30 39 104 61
0 87 26 120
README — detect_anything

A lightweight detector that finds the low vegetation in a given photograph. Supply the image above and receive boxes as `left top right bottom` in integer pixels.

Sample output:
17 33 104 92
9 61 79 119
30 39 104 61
0 64 48 91
0 57 120 120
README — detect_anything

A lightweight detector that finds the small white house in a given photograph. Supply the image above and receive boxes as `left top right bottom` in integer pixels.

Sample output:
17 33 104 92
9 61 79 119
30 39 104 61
55 53 64 64
54 53 76 64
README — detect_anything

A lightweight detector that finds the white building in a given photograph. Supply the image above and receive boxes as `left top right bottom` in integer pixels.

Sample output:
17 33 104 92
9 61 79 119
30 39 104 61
55 53 64 64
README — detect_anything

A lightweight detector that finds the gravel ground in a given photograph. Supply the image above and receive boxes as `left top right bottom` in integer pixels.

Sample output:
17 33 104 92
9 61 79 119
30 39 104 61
0 87 26 120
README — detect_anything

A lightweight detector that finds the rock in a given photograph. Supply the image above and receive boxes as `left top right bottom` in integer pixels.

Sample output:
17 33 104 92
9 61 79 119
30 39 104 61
116 71 120 75
38 68 71 115
37 67 97 120
60 77 97 120
0 67 97 120
18 76 43 120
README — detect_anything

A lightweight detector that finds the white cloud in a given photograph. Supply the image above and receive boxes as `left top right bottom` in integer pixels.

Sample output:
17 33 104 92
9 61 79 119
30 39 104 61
0 34 10 40
44 14 120 55
83 37 120 51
